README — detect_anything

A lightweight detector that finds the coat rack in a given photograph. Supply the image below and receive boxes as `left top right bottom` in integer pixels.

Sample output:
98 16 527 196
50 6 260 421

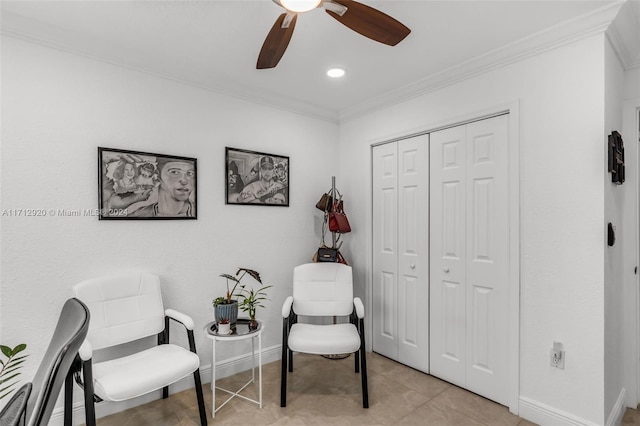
329 176 338 249
323 175 350 360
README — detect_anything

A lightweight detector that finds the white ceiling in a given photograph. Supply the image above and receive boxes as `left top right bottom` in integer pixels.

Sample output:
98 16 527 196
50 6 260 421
2 0 638 121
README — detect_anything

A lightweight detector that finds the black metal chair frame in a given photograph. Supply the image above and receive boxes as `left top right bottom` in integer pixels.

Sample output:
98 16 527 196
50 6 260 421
75 315 208 426
280 304 369 409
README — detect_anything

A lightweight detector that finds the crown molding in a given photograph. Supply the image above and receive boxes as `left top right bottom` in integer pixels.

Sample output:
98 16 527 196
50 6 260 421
607 0 640 70
2 2 631 126
0 11 339 124
339 0 627 122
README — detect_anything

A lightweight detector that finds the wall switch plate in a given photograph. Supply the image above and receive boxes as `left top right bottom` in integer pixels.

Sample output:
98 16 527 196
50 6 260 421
550 341 565 369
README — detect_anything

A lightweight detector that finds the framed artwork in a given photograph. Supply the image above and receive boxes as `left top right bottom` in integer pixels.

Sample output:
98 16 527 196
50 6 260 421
225 147 289 206
98 147 197 220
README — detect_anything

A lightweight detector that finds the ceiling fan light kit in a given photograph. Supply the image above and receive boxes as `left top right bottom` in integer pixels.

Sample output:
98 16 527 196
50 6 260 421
257 0 411 69
280 0 322 13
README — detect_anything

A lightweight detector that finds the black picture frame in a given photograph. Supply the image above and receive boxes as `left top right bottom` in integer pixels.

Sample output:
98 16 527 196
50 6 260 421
98 147 197 220
225 147 289 206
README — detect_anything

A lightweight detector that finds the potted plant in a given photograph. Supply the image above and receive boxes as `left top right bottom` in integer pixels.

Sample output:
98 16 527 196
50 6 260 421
216 317 231 335
239 284 273 331
0 343 28 400
214 267 262 325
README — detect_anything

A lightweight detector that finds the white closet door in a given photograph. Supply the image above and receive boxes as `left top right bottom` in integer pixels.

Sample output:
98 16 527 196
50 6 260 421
464 116 509 405
372 137 429 371
398 135 429 372
397 135 429 371
429 125 467 387
430 114 509 406
373 142 399 361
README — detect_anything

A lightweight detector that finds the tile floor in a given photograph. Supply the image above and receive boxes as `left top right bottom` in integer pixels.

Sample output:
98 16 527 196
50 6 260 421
96 351 622 425
624 407 640 425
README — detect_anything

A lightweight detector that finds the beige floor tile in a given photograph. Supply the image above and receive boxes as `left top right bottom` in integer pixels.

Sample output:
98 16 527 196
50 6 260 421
397 400 485 426
517 419 539 426
365 375 431 425
623 407 640 425
431 386 520 426
380 363 450 399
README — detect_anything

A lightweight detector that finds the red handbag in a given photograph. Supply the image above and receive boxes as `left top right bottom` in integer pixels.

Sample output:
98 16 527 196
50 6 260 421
328 201 351 233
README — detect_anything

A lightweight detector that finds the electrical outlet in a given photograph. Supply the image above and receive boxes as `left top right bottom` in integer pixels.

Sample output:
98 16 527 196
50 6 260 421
550 341 565 369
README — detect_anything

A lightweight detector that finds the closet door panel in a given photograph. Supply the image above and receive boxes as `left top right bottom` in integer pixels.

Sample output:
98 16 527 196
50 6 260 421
397 136 429 371
372 143 399 360
373 136 429 372
429 125 466 386
465 115 509 406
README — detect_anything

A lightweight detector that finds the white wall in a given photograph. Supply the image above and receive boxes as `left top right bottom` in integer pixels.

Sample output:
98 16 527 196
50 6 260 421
0 35 339 418
624 67 640 98
339 34 607 424
604 35 627 425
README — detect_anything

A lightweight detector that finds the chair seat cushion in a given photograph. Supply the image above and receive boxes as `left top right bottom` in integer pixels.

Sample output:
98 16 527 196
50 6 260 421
288 323 360 355
92 344 199 401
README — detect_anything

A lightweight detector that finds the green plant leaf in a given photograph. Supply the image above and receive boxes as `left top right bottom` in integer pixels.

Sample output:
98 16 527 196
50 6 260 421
238 268 262 284
2 363 26 375
0 384 16 393
8 355 27 364
0 390 14 400
2 358 27 372
4 359 27 370
0 346 11 358
219 273 239 283
0 386 19 400
11 344 26 355
0 373 20 385
0 343 28 400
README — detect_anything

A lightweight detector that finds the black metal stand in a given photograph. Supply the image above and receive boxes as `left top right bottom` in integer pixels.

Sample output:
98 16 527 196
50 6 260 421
322 176 350 360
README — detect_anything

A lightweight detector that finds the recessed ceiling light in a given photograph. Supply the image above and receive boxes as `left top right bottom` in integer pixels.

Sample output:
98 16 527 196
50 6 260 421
327 68 346 78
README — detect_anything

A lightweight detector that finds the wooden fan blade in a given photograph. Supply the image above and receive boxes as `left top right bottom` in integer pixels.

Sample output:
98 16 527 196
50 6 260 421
325 0 410 46
257 13 297 69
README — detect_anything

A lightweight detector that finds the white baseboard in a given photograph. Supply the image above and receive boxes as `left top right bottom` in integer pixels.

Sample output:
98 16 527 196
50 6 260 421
47 344 282 426
520 388 628 426
519 396 601 426
606 388 627 426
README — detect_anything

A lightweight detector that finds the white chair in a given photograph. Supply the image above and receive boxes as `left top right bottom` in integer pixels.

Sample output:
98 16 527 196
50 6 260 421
280 263 368 408
72 272 207 426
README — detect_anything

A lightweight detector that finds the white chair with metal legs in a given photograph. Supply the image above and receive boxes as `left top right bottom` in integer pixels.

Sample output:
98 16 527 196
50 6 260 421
72 272 208 426
280 263 369 408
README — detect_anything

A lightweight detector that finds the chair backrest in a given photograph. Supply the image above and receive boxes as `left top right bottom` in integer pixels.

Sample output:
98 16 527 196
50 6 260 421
72 272 165 350
292 263 353 316
26 298 90 426
0 382 32 426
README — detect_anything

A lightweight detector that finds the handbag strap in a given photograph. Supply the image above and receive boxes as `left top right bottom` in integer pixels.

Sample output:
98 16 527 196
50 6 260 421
321 210 343 249
321 214 328 245
332 195 344 213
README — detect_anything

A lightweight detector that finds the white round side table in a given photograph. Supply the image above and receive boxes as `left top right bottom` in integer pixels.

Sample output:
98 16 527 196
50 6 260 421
203 319 263 418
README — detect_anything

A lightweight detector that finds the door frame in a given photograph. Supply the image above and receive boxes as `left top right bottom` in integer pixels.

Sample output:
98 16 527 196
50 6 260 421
367 101 521 414
623 98 640 408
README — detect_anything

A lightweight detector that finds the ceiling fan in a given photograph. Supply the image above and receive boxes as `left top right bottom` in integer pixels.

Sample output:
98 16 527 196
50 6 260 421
257 0 411 69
